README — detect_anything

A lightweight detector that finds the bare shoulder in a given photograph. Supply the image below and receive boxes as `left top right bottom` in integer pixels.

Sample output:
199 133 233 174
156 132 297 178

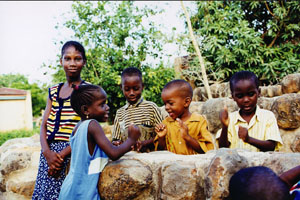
88 120 103 135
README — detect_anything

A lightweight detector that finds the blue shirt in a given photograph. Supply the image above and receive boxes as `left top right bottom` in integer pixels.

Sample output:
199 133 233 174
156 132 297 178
59 119 108 200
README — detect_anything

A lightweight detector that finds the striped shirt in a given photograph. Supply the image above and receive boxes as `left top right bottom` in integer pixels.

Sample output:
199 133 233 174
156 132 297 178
216 106 283 152
46 81 88 141
112 97 163 142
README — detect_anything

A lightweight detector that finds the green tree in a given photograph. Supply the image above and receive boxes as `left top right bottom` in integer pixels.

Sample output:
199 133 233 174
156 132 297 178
181 1 300 86
51 1 174 122
0 74 48 117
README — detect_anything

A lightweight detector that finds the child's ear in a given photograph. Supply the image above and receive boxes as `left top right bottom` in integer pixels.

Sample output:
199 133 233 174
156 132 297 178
60 58 62 65
81 105 89 116
184 97 192 108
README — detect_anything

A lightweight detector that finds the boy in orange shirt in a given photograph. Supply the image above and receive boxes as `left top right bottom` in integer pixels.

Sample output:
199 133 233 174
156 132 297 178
154 79 214 155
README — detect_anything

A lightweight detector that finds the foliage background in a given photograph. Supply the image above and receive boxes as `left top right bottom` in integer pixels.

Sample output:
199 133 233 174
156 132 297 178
2 1 299 121
180 1 300 86
49 1 175 123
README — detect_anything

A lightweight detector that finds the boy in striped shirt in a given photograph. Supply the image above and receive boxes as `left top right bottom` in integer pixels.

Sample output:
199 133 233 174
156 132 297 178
112 67 164 152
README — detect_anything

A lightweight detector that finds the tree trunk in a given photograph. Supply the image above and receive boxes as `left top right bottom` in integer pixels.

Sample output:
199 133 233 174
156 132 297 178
180 1 212 99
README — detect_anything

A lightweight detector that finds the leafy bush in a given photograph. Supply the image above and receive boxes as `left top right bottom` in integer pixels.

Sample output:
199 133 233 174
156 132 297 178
182 1 300 86
50 1 175 123
0 127 39 146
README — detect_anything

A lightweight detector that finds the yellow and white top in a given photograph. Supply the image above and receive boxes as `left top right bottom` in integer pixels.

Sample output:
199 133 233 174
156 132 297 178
216 106 283 152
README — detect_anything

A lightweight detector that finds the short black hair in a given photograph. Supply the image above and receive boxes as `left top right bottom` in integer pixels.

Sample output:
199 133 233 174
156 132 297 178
163 79 193 99
229 166 290 200
61 41 87 61
229 71 259 92
121 67 142 81
70 84 103 116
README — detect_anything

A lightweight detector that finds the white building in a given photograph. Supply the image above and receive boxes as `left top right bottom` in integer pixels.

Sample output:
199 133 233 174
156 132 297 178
0 87 33 131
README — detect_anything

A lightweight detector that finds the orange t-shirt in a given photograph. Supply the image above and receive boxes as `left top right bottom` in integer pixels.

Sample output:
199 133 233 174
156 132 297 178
154 113 214 155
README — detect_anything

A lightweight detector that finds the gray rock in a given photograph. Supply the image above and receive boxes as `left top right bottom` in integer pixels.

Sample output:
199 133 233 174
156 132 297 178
281 73 300 94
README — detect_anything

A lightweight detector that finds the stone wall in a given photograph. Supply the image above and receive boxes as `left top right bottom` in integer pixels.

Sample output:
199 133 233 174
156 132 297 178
0 135 40 200
99 150 300 200
2 135 300 200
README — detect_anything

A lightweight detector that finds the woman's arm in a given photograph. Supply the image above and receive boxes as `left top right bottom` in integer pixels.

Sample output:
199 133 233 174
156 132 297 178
40 97 63 170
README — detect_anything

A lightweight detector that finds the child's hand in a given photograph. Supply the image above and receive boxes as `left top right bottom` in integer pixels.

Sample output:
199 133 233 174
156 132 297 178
238 126 249 142
219 105 229 127
155 123 167 138
43 150 64 171
128 124 141 141
176 118 190 141
112 140 123 146
131 140 144 152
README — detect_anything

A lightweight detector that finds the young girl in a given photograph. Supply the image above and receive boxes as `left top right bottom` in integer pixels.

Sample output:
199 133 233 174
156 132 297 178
58 84 140 200
32 41 88 199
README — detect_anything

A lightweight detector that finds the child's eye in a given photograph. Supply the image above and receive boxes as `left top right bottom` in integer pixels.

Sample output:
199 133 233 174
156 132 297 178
75 57 82 61
64 57 71 61
133 87 140 91
248 92 255 97
236 94 244 99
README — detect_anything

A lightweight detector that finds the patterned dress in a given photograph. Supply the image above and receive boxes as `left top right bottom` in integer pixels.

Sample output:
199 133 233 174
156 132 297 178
32 81 87 200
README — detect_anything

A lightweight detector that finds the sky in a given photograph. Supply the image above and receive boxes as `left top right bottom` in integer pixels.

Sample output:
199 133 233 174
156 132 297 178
0 1 195 85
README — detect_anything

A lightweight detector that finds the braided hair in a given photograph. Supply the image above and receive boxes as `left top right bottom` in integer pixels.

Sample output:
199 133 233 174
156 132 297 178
70 84 102 116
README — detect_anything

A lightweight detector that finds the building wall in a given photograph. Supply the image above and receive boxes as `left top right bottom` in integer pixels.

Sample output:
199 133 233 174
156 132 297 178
0 90 33 131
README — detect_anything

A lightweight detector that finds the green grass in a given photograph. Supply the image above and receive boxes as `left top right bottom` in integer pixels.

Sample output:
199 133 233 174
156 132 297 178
0 126 40 146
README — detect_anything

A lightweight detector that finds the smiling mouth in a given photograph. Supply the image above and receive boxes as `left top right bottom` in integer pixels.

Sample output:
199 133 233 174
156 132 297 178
168 112 176 118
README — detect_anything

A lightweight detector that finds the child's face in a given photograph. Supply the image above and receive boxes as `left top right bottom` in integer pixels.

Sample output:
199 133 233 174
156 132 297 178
232 79 260 115
60 46 85 79
121 75 143 105
162 88 188 120
88 90 110 122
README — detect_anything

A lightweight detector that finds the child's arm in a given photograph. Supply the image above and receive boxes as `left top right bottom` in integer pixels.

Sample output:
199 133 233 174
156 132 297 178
89 120 140 161
218 107 230 148
155 123 167 150
40 98 64 171
177 118 204 154
279 165 300 188
238 126 276 151
134 138 154 152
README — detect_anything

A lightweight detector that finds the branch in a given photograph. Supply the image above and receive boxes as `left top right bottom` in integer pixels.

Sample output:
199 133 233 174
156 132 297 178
90 59 99 79
268 30 280 48
180 1 212 99
265 2 280 21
